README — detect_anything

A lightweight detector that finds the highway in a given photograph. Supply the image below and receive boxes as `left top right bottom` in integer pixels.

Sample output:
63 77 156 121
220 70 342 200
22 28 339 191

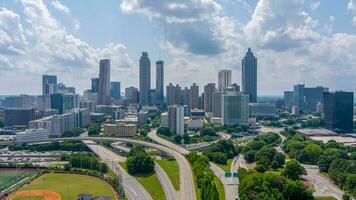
148 130 239 200
155 161 179 200
184 132 231 151
302 164 343 200
111 142 178 200
82 140 153 200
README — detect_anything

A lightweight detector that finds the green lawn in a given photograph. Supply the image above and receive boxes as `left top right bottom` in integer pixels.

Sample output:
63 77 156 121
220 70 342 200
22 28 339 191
120 162 166 200
155 159 180 190
215 159 233 172
214 175 225 200
0 170 37 193
315 197 337 200
13 173 116 200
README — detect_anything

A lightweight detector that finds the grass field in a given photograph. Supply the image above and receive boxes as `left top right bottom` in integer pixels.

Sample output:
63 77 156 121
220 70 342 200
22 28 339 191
155 159 180 190
315 197 337 200
214 175 225 200
214 159 233 172
0 169 37 193
12 173 116 200
120 162 166 200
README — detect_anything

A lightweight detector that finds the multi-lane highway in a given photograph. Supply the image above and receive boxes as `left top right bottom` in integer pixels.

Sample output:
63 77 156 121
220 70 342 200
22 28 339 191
82 140 153 200
148 130 238 200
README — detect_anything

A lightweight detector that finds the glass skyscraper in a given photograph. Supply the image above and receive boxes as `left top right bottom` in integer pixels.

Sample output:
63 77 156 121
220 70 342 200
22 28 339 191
242 48 257 103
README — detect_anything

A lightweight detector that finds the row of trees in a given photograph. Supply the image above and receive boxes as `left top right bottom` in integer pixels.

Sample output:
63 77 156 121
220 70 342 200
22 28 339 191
187 152 219 200
238 168 313 200
88 123 101 136
282 131 356 198
126 146 154 175
203 140 238 164
242 132 284 171
9 141 88 152
61 152 108 173
62 127 84 137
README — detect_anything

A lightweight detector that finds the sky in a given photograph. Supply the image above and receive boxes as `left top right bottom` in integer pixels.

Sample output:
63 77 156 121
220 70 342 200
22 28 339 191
0 0 355 96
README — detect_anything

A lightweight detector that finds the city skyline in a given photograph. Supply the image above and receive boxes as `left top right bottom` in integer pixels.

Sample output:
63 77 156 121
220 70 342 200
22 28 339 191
0 0 355 95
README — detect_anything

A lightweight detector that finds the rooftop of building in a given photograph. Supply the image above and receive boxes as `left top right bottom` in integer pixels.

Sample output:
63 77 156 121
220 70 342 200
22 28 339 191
297 128 339 136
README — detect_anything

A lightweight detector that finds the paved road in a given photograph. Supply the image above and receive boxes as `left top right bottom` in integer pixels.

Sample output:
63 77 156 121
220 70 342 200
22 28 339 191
302 164 343 200
149 130 239 200
184 132 231 151
82 140 152 200
209 162 238 200
111 142 178 200
155 161 179 200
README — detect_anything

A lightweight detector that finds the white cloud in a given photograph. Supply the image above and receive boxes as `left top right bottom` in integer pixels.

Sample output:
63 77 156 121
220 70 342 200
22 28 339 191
244 0 320 51
310 1 320 11
0 7 28 56
0 0 135 94
51 0 69 13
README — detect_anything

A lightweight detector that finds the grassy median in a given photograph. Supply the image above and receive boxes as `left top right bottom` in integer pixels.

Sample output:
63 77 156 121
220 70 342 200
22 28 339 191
155 159 180 190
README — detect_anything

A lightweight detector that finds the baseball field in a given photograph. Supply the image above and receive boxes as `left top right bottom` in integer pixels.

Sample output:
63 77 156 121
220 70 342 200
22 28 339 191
9 173 118 200
0 168 38 194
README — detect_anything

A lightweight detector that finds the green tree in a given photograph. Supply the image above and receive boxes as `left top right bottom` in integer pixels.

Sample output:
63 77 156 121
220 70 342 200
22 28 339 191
126 146 154 175
283 160 305 180
244 150 257 163
173 135 182 144
88 123 101 136
271 152 285 169
183 133 190 144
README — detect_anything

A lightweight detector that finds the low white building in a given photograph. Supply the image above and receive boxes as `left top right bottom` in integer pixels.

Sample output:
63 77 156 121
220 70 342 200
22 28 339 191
210 117 222 125
186 119 204 130
15 129 49 142
103 123 137 137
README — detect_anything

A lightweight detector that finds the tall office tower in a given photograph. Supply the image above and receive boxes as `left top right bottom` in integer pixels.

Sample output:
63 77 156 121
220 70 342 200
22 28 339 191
283 91 294 110
125 86 139 104
293 84 305 110
204 83 216 112
218 69 231 92
42 75 57 95
149 89 157 105
323 91 353 133
156 60 164 104
98 59 111 105
212 91 224 117
50 93 64 114
4 95 34 109
91 78 99 93
242 48 257 103
222 92 249 126
111 82 121 100
139 52 151 106
304 86 329 112
190 83 199 109
37 95 51 111
168 105 185 135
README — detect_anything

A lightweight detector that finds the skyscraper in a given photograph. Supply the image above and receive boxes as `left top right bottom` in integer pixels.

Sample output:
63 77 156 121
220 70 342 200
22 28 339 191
218 70 231 92
323 91 353 133
222 92 249 126
139 52 151 106
304 86 329 112
168 105 184 135
283 91 294 110
111 82 121 100
42 75 57 95
242 48 257 103
190 83 199 109
91 78 99 93
156 60 164 104
50 93 64 114
212 91 224 117
166 83 181 106
98 59 111 105
125 87 139 104
293 84 305 110
204 83 215 112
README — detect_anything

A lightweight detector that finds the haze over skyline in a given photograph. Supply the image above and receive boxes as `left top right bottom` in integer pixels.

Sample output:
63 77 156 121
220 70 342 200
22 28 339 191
0 0 355 95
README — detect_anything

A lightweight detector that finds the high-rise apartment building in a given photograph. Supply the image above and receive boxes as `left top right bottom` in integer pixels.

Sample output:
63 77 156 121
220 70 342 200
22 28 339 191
190 83 199 109
204 83 215 112
242 48 257 103
156 60 164 104
98 59 111 105
166 83 182 106
42 75 57 95
212 91 224 117
293 84 305 110
284 91 294 110
125 87 139 104
168 105 184 135
304 86 329 112
218 70 231 92
111 82 121 100
91 78 99 93
139 52 151 106
222 92 249 126
323 91 353 133
50 93 64 114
